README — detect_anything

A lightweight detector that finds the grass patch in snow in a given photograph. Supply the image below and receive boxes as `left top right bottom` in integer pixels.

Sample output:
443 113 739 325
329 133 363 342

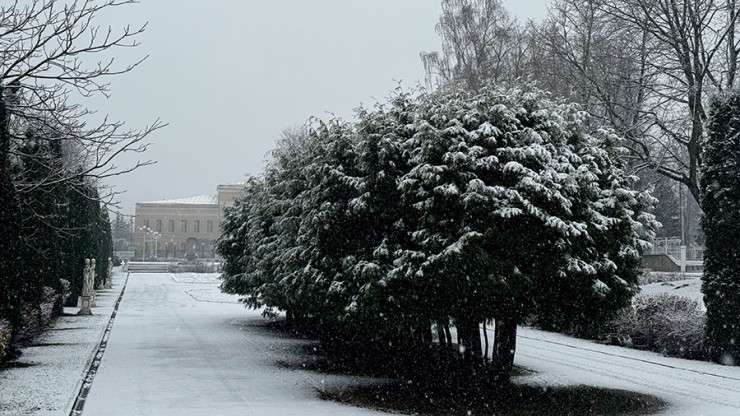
321 382 665 416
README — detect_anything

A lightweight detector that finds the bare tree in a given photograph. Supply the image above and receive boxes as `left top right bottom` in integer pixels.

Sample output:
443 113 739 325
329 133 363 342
0 0 165 206
421 0 527 91
546 0 740 203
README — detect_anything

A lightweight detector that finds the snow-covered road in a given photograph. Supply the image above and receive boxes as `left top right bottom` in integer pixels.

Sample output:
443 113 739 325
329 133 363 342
82 272 740 416
515 327 740 415
82 273 386 416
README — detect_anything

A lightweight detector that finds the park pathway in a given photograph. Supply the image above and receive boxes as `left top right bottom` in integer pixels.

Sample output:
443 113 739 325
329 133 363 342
84 272 740 416
82 273 385 416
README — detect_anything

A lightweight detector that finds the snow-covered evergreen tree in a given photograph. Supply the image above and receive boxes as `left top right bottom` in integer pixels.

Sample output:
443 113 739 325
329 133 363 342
701 92 740 365
384 86 656 377
218 84 657 385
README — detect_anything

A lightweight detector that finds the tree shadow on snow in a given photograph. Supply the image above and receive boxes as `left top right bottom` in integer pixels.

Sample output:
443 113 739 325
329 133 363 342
253 318 667 416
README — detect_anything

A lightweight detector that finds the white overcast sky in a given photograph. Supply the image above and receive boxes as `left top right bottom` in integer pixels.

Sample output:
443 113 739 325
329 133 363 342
96 0 550 214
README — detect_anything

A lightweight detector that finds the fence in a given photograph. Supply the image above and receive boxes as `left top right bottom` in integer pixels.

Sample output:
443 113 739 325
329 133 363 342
648 237 704 273
650 237 704 261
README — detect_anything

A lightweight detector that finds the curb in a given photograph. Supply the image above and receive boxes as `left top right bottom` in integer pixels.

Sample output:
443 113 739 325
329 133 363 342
66 271 130 416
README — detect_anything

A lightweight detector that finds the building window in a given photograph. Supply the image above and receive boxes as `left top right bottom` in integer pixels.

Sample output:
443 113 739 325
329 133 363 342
194 220 200 233
155 219 162 233
168 220 175 233
206 220 213 233
181 220 187 233
143 219 149 229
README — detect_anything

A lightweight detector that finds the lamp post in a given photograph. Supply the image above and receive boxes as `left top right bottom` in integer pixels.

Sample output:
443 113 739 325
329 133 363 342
153 231 161 259
138 226 161 260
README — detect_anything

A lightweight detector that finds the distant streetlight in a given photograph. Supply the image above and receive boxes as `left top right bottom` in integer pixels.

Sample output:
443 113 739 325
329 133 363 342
139 225 162 260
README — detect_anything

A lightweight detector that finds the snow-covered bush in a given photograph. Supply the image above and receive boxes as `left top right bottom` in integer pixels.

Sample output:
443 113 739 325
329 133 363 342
15 286 63 346
611 294 706 360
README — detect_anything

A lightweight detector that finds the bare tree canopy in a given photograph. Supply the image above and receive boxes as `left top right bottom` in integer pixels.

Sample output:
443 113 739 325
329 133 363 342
0 0 165 205
421 0 531 90
594 0 739 203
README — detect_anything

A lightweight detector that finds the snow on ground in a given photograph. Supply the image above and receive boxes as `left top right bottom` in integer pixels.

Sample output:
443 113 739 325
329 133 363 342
2 269 737 416
185 289 241 304
169 272 242 304
515 326 740 415
169 272 221 284
0 270 127 416
83 273 387 416
639 276 705 309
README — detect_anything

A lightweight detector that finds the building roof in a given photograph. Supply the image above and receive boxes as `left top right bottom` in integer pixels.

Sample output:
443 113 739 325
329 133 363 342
219 180 247 186
139 194 218 206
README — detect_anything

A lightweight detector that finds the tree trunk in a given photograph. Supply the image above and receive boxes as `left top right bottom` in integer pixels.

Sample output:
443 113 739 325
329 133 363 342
483 321 489 361
286 308 294 326
456 317 482 360
492 318 517 382
437 324 447 348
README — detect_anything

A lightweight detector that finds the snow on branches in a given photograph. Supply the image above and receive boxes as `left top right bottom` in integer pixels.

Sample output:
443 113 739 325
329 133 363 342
217 85 657 381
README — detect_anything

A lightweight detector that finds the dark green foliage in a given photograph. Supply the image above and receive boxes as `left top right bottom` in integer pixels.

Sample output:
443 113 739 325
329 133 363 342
650 174 681 239
60 182 113 303
0 86 27 343
701 92 740 365
218 85 656 385
0 85 114 360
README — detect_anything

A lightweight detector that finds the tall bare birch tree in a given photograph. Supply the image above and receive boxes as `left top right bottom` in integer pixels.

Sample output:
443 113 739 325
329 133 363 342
421 0 530 91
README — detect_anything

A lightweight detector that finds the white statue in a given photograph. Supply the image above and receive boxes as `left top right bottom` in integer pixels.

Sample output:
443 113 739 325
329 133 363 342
104 257 113 289
81 258 91 296
89 258 96 291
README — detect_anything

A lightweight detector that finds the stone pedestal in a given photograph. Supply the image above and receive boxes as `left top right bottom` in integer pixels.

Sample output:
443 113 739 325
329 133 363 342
77 293 96 308
77 295 93 315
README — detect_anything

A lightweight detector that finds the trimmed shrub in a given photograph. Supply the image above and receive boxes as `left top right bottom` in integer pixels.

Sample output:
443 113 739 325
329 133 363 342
610 294 706 360
0 319 10 361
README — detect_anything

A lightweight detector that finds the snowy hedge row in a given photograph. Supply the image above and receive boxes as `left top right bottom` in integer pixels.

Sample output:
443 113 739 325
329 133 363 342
218 86 656 383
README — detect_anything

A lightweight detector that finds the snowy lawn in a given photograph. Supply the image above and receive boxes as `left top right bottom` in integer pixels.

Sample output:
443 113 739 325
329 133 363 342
639 276 704 310
169 272 221 284
169 272 241 304
185 289 240 304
